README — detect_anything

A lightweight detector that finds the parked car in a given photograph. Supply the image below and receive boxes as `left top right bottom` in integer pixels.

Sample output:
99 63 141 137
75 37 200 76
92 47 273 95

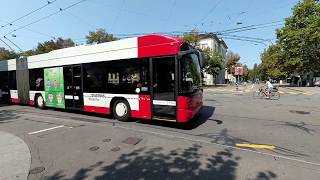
315 81 320 87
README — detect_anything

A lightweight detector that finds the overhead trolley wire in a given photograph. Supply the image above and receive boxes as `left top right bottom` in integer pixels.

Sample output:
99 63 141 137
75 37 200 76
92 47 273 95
3 36 23 52
221 36 268 46
0 17 56 39
198 0 224 25
219 34 272 42
216 21 283 34
0 38 15 51
3 0 90 37
0 0 58 30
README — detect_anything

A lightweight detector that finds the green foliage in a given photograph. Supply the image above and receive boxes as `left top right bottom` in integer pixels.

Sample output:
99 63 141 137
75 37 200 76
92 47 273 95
202 48 224 76
181 32 224 77
276 0 320 74
24 38 75 56
242 64 249 81
86 28 118 44
0 47 17 60
258 0 320 78
225 51 240 74
182 31 201 47
248 63 260 81
260 44 287 79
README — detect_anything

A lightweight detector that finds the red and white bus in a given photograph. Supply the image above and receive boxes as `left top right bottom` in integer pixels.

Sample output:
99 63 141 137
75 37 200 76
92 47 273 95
0 34 203 123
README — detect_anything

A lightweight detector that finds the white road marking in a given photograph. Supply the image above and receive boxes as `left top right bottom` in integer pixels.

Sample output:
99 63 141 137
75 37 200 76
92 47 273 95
19 111 320 168
28 125 65 135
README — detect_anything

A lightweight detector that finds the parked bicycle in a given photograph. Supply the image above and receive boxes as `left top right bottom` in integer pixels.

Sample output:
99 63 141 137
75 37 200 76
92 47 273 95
253 86 280 100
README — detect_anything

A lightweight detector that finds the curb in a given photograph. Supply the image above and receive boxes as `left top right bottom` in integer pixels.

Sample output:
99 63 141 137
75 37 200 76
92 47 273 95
0 131 31 180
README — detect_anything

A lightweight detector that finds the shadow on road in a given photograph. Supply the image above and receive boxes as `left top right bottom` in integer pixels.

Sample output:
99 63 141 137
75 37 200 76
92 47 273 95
184 106 217 129
274 121 315 135
16 103 217 130
197 128 308 158
197 128 251 146
44 144 277 180
136 106 216 130
0 108 20 124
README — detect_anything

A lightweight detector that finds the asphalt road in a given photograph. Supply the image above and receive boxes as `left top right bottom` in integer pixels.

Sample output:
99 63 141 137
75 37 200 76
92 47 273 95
0 87 320 179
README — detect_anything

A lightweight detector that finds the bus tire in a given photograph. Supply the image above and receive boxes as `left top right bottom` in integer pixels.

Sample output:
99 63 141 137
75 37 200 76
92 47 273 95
113 100 131 122
35 94 45 109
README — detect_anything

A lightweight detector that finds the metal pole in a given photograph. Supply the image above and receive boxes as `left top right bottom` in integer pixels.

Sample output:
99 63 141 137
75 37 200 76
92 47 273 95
236 75 239 90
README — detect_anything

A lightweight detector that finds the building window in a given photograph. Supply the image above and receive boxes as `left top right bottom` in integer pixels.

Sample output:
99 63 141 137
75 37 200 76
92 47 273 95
200 44 209 49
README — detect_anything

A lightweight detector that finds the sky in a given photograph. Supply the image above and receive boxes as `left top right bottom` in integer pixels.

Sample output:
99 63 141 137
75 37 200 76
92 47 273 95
0 0 300 68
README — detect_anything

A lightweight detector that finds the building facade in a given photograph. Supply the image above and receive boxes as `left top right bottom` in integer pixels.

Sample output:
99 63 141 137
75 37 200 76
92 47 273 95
199 33 228 85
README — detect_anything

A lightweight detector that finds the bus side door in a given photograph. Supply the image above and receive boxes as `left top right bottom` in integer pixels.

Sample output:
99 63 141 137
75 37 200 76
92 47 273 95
64 65 83 110
152 57 177 120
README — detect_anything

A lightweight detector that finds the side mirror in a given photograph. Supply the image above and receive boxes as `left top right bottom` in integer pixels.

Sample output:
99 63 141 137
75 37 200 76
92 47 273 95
196 50 204 68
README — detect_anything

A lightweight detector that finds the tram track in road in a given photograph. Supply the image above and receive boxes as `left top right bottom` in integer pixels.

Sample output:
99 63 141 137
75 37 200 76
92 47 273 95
113 124 320 169
3 104 320 171
9 107 320 170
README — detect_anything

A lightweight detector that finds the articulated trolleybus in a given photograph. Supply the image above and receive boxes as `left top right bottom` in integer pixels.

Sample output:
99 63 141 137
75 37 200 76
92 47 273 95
0 34 203 123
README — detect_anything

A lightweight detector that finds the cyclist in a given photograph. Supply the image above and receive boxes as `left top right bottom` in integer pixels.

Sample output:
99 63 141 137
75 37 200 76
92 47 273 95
263 79 273 98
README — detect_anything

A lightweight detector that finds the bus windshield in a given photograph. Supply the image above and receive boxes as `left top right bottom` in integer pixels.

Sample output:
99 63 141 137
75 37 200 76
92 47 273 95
179 53 202 93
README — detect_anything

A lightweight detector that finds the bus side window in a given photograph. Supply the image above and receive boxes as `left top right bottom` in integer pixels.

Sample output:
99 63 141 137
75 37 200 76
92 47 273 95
29 68 44 91
8 71 17 90
0 71 9 91
83 63 107 93
105 59 149 94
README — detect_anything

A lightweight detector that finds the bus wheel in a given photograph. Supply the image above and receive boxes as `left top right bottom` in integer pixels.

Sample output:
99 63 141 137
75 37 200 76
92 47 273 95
35 95 44 109
113 100 131 122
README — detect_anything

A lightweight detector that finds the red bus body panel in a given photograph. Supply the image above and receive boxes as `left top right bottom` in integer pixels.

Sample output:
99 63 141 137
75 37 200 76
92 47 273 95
177 92 203 123
131 95 151 119
138 34 185 58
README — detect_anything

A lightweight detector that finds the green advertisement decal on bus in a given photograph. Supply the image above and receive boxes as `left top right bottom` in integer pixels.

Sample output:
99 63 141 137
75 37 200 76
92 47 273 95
44 67 65 108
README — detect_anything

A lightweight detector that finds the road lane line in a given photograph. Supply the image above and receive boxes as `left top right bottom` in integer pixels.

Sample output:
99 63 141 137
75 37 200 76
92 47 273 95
18 111 320 168
235 143 275 149
115 125 320 168
28 125 65 135
287 92 298 95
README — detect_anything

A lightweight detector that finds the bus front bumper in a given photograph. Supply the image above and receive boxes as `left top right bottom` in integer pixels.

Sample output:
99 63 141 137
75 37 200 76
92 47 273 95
177 95 203 123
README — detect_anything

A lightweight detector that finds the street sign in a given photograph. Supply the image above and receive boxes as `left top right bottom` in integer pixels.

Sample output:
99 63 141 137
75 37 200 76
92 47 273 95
234 66 243 76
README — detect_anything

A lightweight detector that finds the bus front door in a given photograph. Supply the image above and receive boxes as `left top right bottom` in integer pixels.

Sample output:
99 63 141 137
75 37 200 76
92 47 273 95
64 65 83 110
152 57 176 120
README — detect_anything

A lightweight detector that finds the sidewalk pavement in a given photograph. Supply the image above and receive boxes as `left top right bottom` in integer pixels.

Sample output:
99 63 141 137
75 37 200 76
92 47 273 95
0 131 31 180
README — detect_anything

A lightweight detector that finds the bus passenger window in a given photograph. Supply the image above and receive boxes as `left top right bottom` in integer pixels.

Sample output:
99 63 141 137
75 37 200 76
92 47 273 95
29 68 44 91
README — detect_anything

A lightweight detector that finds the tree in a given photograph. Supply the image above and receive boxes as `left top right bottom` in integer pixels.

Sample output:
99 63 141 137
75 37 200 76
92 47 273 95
276 0 320 74
182 31 201 47
0 47 17 60
260 44 287 80
242 64 249 81
225 51 240 74
181 32 224 83
248 63 260 81
86 28 118 44
24 38 76 56
202 48 224 81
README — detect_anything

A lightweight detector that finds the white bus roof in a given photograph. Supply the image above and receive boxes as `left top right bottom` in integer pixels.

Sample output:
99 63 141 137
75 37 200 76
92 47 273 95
0 34 186 70
28 37 138 69
0 58 16 71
